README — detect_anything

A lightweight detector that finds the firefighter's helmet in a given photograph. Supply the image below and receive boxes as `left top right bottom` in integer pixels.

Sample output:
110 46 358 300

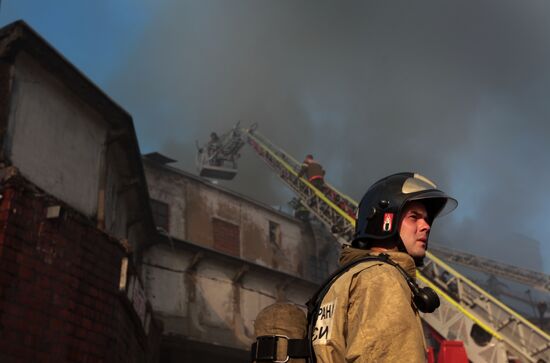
352 172 457 247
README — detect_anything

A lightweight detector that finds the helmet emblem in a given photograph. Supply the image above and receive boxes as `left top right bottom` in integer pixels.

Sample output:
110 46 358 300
383 213 394 232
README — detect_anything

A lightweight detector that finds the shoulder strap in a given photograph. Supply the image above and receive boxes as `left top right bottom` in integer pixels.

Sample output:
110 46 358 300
306 253 392 315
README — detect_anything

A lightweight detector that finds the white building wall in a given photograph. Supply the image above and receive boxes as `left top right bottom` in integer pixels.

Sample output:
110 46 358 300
3 50 151 249
7 53 107 217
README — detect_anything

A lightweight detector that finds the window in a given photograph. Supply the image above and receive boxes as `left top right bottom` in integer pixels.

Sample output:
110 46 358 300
150 199 169 232
212 218 240 257
269 221 280 246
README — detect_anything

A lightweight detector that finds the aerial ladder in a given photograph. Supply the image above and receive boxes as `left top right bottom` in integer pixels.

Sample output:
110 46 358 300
427 244 550 294
197 123 550 363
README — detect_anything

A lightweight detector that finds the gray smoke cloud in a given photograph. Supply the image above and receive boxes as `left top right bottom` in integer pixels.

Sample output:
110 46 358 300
106 0 550 274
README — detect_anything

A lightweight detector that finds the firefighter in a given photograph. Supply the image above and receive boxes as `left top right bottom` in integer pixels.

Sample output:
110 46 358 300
298 154 326 191
207 132 222 166
312 172 457 363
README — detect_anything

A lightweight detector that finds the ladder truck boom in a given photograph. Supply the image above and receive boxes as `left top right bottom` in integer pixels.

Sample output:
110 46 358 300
197 123 550 363
428 244 550 294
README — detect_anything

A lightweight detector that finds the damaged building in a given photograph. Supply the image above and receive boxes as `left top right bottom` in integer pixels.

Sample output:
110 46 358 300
0 20 339 362
141 153 339 362
0 20 160 362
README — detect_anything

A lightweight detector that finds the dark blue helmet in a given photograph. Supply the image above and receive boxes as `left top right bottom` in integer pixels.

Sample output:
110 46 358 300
352 172 457 247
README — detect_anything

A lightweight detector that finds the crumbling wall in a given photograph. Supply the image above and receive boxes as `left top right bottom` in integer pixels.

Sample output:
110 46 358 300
144 163 310 277
0 174 161 362
142 162 187 240
143 243 315 351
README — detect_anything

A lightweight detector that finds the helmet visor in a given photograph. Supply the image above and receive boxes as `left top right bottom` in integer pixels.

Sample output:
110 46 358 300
408 190 458 218
402 174 457 218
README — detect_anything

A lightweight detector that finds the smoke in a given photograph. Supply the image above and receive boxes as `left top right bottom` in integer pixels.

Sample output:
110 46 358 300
106 0 550 272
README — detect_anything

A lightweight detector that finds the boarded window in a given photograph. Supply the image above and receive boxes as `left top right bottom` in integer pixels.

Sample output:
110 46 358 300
212 218 240 257
150 199 169 232
269 221 280 246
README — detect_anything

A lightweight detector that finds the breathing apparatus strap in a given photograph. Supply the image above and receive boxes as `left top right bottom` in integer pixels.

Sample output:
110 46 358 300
306 254 394 313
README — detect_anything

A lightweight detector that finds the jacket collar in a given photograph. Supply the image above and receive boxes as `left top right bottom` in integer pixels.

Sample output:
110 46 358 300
338 247 417 279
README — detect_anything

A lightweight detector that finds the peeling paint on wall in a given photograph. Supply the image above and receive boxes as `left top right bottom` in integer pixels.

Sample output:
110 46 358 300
142 162 337 351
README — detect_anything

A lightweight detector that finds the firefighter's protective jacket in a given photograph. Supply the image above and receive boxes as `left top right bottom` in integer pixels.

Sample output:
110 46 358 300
298 160 325 181
312 248 426 363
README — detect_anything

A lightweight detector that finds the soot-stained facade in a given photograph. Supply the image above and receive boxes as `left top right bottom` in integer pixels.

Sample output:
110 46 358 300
142 153 340 362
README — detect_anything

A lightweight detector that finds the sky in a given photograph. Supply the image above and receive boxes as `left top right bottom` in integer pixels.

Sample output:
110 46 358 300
1 1 549 277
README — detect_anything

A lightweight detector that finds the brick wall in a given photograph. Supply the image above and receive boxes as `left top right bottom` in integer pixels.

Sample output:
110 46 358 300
0 175 161 362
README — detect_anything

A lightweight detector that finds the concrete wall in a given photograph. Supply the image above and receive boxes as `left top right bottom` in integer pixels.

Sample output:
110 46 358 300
1 50 152 252
143 161 187 240
143 160 320 278
7 52 106 218
143 243 316 351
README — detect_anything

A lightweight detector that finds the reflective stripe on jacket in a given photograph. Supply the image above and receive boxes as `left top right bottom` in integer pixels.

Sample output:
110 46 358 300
299 161 325 180
312 248 426 363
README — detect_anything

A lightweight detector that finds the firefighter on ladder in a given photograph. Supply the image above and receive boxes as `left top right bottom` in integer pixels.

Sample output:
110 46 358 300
297 155 353 217
207 132 221 163
298 154 326 191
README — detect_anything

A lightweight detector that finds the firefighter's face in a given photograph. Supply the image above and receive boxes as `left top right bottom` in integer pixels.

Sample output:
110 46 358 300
399 201 431 258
